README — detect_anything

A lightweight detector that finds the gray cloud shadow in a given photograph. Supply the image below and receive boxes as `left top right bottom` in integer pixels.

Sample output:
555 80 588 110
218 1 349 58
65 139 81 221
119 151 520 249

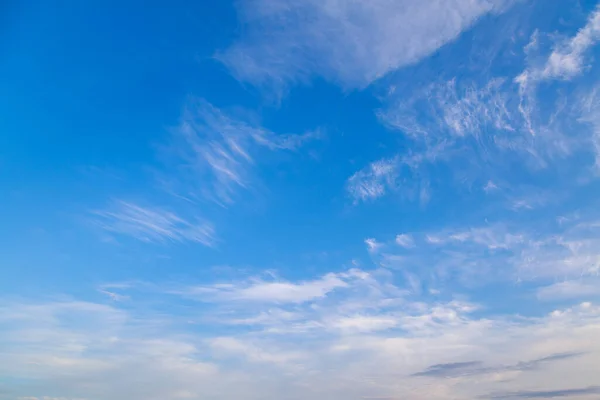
412 352 584 379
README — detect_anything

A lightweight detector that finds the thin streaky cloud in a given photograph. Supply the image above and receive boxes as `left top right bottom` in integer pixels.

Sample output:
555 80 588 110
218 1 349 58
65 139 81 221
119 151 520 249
178 269 374 304
365 238 383 253
346 157 398 202
515 6 600 137
98 289 130 302
167 98 319 205
93 200 215 246
486 386 600 399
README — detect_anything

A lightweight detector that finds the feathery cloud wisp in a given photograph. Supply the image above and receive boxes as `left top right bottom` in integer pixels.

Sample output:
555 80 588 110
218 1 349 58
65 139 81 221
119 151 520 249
93 201 215 246
166 99 319 205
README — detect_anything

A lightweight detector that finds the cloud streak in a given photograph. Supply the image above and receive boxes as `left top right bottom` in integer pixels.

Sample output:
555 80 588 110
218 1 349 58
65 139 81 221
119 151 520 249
92 201 216 246
487 386 600 399
166 99 319 205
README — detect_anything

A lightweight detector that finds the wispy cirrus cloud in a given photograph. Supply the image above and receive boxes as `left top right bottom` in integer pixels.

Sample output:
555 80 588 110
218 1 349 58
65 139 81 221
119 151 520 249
579 84 600 172
379 78 516 140
347 78 522 203
164 99 319 205
346 157 398 202
346 5 600 205
395 234 415 249
92 200 216 246
368 214 600 290
364 238 384 253
218 0 515 93
177 269 371 304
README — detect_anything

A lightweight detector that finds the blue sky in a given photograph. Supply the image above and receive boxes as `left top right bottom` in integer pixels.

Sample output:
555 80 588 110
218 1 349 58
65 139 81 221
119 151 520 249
2 0 600 399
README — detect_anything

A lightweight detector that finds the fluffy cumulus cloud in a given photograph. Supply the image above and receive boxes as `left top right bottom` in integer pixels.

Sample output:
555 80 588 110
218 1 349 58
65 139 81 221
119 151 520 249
218 0 514 92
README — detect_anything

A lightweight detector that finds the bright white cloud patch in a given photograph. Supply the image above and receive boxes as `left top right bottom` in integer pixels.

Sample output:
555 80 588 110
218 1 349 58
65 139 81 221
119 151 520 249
219 0 514 91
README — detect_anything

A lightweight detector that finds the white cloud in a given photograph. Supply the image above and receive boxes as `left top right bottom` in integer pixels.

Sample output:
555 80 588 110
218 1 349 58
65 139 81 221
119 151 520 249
355 6 600 206
357 64 600 203
541 5 600 81
537 279 600 301
378 78 515 139
346 147 443 204
446 226 524 250
364 238 383 253
514 6 600 138
166 99 319 205
92 201 215 246
371 216 600 288
209 337 305 365
329 315 398 333
352 79 520 203
218 0 513 92
484 180 499 193
3 295 600 400
18 397 85 400
180 270 375 304
395 234 415 249
425 235 443 245
579 84 600 172
98 289 129 302
346 157 398 202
